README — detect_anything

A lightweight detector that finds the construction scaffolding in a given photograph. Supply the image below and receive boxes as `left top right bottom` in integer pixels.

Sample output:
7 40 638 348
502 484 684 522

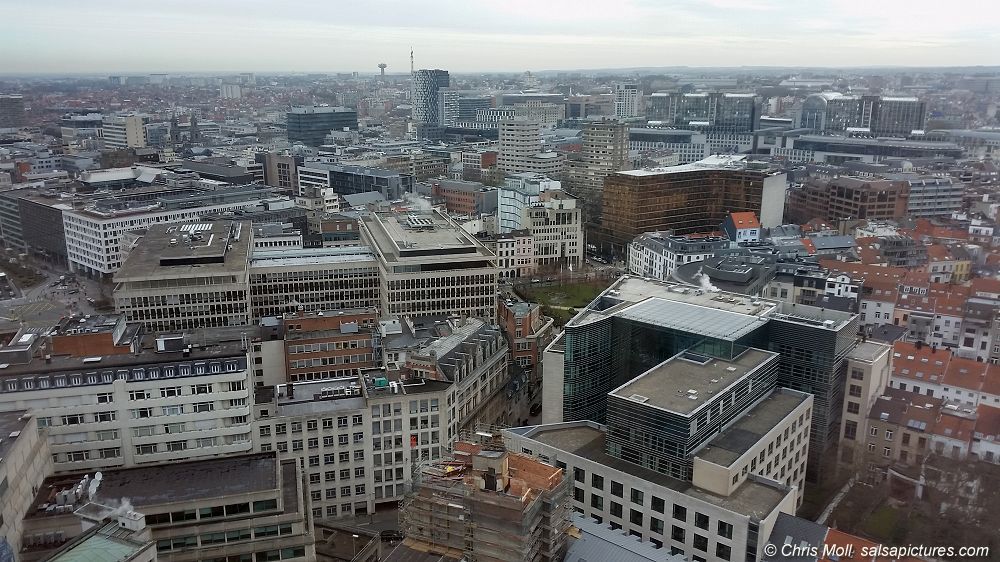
399 435 570 562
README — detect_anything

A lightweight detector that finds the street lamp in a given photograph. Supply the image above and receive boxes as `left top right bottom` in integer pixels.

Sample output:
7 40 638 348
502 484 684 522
352 534 359 557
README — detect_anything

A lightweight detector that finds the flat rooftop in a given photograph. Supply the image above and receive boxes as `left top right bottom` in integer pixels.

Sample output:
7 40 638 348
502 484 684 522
115 221 251 280
617 154 753 177
30 453 278 516
695 389 810 467
569 276 781 329
0 410 30 460
847 341 891 363
250 246 376 269
611 348 778 415
362 210 494 262
47 521 150 562
522 423 789 519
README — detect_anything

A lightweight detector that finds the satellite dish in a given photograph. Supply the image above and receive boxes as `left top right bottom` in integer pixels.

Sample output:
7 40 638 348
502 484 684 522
88 472 103 498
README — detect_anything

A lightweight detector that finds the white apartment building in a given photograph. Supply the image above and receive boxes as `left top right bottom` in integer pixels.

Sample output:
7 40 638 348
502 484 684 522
0 325 253 474
102 115 147 149
525 189 584 269
498 118 565 177
248 246 380 322
0 412 54 558
614 83 642 118
494 230 535 279
498 173 561 233
253 372 450 521
359 210 499 321
628 232 732 280
62 187 281 277
837 342 892 470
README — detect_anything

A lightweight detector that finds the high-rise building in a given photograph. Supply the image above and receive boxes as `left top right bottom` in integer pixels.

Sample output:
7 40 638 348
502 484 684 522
498 118 565 177
437 89 491 126
545 276 858 482
565 119 630 228
647 92 759 133
614 83 641 118
0 94 26 128
286 106 358 147
411 69 450 129
799 93 926 136
595 155 786 257
359 210 499 321
102 115 147 149
888 173 964 218
296 162 413 200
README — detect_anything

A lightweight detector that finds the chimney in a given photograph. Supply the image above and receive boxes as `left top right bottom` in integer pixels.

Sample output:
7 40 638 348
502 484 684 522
915 340 923 350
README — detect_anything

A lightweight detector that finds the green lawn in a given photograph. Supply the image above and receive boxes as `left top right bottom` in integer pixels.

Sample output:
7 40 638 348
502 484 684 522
861 505 901 541
522 282 608 308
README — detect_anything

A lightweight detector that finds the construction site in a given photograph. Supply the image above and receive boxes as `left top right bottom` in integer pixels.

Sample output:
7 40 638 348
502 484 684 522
399 433 571 562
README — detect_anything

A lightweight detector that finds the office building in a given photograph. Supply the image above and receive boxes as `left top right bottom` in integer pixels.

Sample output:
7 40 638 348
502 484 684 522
258 309 380 384
799 93 925 136
113 221 251 332
259 152 303 190
286 106 358 147
251 369 453 520
498 173 561 233
0 94 26 128
0 412 54 559
647 93 758 133
614 83 642 118
627 232 733 280
0 319 254 473
297 163 412 201
412 69 450 129
430 179 497 216
21 453 313 562
102 115 147 149
514 100 566 128
400 440 570 562
524 189 585 269
505 383 811 560
498 118 565 177
885 173 964 218
565 119 630 227
784 177 909 224
546 276 857 481
62 185 282 277
248 246 380 322
359 210 499 321
595 156 786 257
770 134 962 164
220 83 243 99
437 89 491 126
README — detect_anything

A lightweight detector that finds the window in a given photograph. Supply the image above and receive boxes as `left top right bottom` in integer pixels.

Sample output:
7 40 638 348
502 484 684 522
883 447 892 458
672 504 687 521
716 543 732 561
849 384 862 397
62 414 85 425
650 517 664 535
164 422 185 434
630 509 643 525
610 502 622 518
693 534 708 552
136 444 158 455
630 488 644 505
885 430 893 440
166 440 187 452
591 494 604 510
131 408 152 419
844 420 857 440
162 405 184 416
695 512 709 530
671 525 685 542
67 451 89 462
651 496 665 513
97 392 113 403
192 402 214 413
718 521 733 539
591 474 604 489
129 390 149 400
847 401 860 414
161 386 182 398
96 429 118 441
611 481 623 497
95 411 116 422
192 383 213 394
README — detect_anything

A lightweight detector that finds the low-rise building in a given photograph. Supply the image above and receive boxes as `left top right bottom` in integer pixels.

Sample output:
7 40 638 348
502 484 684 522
628 232 732 280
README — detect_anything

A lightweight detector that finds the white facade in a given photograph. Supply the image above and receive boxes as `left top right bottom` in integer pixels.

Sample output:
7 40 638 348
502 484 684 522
614 83 641 118
102 115 146 149
498 173 561 233
498 118 564 177
0 342 253 473
220 84 243 99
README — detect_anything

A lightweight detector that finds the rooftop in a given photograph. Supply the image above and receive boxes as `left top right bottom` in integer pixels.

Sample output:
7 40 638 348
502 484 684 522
520 422 790 519
114 221 251 280
362 210 494 262
31 453 278 516
0 410 30 460
250 246 376 269
695 389 810 467
617 154 753 177
46 521 152 562
612 348 779 416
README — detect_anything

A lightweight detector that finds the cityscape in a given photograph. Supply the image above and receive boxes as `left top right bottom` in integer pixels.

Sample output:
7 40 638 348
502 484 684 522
0 2 999 562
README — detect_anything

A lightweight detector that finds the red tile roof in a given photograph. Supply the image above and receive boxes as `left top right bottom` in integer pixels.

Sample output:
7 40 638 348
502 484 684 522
729 211 760 229
891 341 950 384
942 356 990 393
931 411 976 442
974 404 1000 440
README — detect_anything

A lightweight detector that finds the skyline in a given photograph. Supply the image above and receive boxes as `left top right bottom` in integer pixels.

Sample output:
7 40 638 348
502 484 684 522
2 0 999 74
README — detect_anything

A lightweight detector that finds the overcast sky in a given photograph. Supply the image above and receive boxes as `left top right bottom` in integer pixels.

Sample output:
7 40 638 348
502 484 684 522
2 0 998 74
